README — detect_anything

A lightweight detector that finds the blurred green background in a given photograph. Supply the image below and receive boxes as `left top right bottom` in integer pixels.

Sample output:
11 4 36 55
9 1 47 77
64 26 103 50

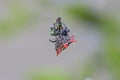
0 0 120 80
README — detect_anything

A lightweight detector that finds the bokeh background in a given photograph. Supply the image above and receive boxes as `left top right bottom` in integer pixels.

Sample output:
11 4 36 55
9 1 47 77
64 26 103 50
0 0 120 80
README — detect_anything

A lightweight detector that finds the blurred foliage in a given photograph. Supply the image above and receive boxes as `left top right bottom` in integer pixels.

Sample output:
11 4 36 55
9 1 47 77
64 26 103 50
79 62 95 80
65 5 99 24
27 68 70 80
103 38 120 80
0 3 34 36
65 5 120 35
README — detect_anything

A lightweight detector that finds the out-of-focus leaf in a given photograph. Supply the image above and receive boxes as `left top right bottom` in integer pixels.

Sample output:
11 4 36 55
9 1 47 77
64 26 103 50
79 62 95 80
103 39 120 80
26 68 70 80
65 5 120 35
0 3 34 36
65 5 99 24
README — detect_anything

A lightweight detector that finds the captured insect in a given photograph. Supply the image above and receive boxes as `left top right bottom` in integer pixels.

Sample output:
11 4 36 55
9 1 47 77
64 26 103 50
49 17 76 56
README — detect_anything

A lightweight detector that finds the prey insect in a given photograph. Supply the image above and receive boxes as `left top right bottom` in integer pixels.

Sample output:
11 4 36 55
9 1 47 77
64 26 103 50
49 17 76 56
